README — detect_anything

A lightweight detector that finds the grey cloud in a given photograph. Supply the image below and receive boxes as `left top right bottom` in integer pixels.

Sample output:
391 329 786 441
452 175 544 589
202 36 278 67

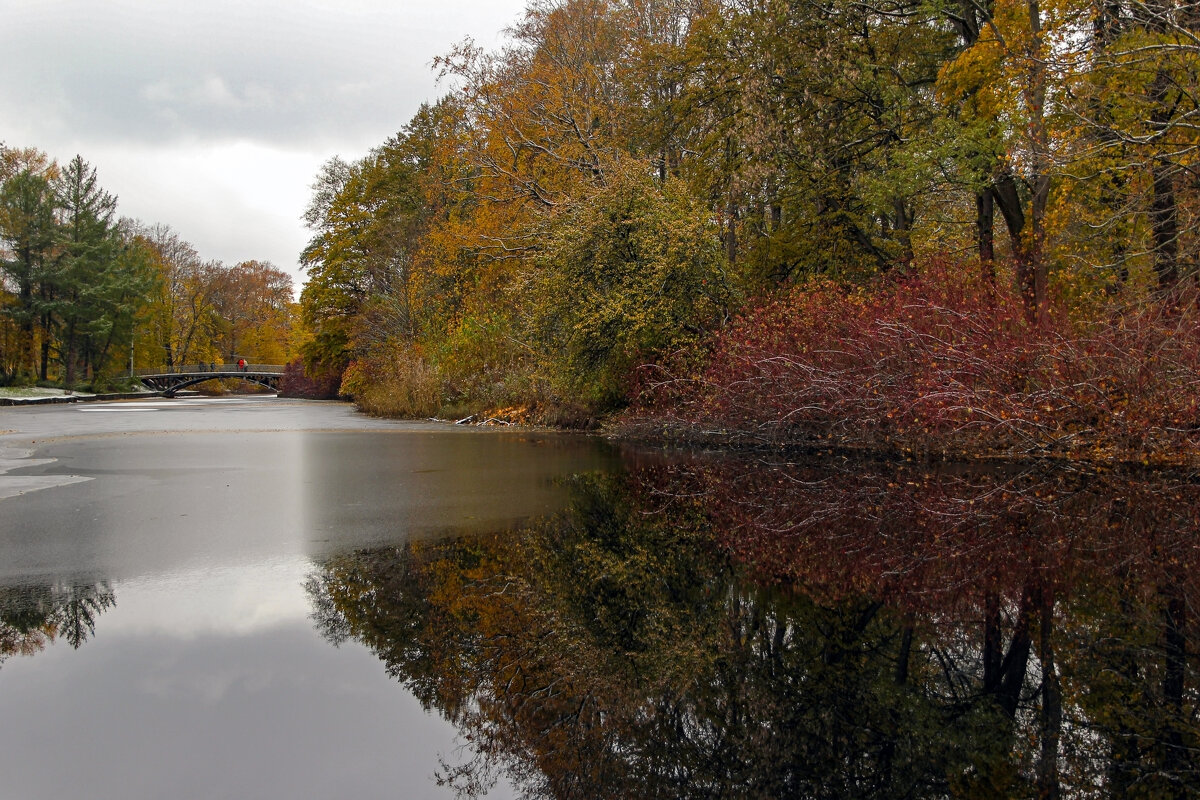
0 0 523 148
0 0 525 282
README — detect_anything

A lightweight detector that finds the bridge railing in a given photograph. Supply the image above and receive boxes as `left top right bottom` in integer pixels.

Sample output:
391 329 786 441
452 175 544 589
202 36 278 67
134 364 286 376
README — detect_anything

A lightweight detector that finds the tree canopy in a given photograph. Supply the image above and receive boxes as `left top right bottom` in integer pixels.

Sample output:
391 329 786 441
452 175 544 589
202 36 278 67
0 145 299 389
298 0 1200 436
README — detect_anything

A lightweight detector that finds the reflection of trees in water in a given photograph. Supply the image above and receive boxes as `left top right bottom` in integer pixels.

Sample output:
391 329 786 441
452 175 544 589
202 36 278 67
676 455 1200 799
0 581 116 664
307 457 1200 799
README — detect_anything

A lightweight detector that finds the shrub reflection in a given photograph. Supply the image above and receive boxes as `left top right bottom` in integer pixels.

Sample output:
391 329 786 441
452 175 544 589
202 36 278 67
307 455 1200 799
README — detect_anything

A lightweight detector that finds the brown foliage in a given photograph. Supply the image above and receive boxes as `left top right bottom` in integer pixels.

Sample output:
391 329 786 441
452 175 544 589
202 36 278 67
278 357 342 400
625 260 1200 464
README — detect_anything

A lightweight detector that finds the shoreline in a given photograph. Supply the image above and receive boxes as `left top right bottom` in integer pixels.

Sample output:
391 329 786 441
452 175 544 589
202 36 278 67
0 390 161 407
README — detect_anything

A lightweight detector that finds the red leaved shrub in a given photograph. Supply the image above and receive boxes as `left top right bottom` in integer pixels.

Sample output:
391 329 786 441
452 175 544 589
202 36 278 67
625 261 1200 464
278 358 343 400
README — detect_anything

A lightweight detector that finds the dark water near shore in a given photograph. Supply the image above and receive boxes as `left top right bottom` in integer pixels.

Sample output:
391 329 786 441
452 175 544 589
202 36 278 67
1 397 1198 798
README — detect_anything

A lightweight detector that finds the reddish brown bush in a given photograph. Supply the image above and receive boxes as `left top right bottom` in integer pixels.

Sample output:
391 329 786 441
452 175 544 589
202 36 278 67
624 261 1200 464
278 358 343 400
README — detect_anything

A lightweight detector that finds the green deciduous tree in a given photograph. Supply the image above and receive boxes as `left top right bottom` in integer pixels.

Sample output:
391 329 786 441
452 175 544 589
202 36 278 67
532 162 732 406
0 156 57 381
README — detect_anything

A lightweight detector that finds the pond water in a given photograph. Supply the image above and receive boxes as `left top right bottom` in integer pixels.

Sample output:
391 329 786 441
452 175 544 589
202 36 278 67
1 396 1197 798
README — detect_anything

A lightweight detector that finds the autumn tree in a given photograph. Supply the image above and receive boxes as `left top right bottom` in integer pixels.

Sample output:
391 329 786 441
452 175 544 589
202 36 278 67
299 134 429 376
0 580 116 670
437 0 631 210
0 150 58 380
295 0 1200 425
0 150 160 387
299 156 378 374
208 259 294 364
135 223 219 368
1065 0 1200 296
2 144 293 386
531 162 731 407
673 0 956 286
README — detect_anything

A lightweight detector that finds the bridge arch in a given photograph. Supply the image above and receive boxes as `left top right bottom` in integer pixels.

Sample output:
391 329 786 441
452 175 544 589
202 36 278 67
159 375 280 397
136 365 284 397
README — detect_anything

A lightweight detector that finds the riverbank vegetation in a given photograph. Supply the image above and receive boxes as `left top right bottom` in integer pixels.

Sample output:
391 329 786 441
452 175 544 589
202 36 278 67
0 145 299 392
295 0 1200 463
140 0 1180 462
622 264 1200 463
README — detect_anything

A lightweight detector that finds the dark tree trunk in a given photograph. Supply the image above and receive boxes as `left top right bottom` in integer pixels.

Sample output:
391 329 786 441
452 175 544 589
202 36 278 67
984 591 1003 691
985 583 1035 719
896 623 914 685
64 322 78 388
39 317 51 383
993 170 1038 320
977 186 995 281
1150 156 1180 291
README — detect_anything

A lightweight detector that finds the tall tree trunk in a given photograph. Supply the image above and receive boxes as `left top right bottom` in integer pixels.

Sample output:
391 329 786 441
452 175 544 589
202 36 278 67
39 314 51 382
977 187 996 282
992 583 1036 719
992 169 1040 321
1025 0 1051 327
18 280 34 380
64 322 78 389
1150 154 1179 292
895 623 914 685
984 590 1003 691
1142 0 1181 294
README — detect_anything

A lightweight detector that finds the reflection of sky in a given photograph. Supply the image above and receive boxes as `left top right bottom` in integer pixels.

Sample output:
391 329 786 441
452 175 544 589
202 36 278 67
0 401 607 799
0 557 514 799
102 557 312 638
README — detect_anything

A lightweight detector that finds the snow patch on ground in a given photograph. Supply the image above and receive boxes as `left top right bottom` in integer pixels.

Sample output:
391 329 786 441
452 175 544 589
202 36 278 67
0 445 92 501
0 387 95 399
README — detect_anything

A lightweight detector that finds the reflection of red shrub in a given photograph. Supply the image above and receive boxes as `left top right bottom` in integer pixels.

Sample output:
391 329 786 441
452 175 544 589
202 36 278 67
278 358 343 400
627 260 1200 464
631 451 1200 616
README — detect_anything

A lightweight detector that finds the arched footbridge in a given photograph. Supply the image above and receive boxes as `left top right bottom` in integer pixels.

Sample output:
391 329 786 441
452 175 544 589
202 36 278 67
135 364 286 397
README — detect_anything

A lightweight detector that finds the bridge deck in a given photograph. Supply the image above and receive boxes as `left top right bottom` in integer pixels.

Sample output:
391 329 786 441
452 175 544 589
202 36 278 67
134 364 285 377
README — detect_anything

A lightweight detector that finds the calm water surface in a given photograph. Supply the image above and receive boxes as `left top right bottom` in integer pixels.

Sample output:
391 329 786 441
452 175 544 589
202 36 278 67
2 396 1199 799
0 396 613 799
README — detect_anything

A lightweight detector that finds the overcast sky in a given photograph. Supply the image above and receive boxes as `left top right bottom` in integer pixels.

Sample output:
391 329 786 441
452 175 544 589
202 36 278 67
0 0 530 290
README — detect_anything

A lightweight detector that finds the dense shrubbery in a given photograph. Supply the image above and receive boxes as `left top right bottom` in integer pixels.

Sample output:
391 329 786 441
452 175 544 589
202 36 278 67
624 261 1200 464
529 166 733 409
339 347 441 417
278 358 342 400
328 166 732 423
